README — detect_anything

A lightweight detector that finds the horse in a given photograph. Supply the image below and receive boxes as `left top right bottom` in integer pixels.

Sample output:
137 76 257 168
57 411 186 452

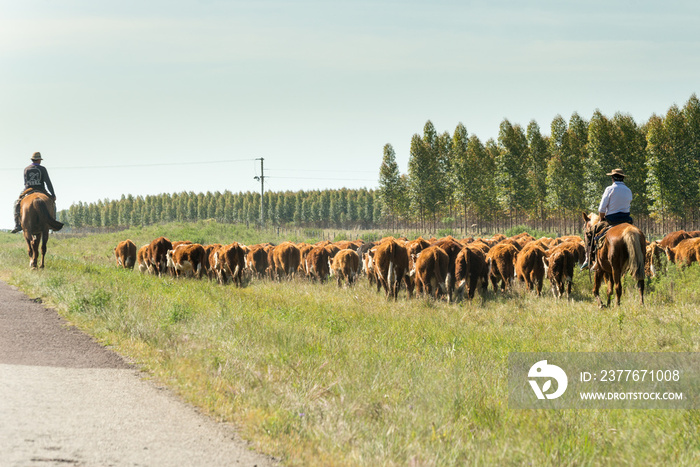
20 192 63 269
582 212 646 307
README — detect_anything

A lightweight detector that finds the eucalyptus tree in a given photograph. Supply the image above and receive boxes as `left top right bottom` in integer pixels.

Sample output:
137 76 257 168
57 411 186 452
496 119 531 221
408 122 444 229
378 143 403 228
526 120 550 220
612 113 648 217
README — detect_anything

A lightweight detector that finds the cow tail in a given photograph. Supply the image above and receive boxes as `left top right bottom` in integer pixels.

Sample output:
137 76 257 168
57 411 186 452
623 228 645 282
436 261 447 294
388 260 395 289
565 253 573 285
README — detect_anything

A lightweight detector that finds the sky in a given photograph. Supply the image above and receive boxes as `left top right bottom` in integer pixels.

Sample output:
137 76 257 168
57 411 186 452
1 0 699 229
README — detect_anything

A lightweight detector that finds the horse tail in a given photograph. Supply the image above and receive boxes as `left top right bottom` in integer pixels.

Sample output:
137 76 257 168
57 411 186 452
38 201 64 231
623 227 645 282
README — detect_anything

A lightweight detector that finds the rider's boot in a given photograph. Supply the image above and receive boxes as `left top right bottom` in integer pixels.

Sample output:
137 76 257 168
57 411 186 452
10 200 21 233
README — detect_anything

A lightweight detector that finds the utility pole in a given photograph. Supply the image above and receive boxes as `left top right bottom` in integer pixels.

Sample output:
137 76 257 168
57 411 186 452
254 157 264 225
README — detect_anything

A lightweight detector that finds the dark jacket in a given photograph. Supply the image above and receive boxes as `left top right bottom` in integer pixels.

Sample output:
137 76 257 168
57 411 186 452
24 163 55 197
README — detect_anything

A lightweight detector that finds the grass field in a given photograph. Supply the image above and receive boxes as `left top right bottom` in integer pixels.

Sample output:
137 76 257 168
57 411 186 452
2 222 700 466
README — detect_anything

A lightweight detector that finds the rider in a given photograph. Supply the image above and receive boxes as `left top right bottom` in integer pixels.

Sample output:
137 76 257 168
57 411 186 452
11 152 57 233
581 168 633 270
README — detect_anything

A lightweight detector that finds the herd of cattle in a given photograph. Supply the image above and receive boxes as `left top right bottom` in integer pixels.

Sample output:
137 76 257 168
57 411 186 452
112 229 700 302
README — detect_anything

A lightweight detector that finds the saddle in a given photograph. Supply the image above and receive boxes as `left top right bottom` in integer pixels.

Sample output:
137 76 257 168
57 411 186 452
593 223 611 250
19 187 47 199
593 217 634 250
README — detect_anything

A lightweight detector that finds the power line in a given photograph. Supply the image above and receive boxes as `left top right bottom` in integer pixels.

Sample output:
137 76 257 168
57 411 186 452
0 158 257 171
266 168 376 174
269 176 376 182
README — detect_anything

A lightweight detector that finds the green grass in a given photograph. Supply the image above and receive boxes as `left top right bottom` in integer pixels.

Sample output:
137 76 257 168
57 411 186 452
2 223 700 466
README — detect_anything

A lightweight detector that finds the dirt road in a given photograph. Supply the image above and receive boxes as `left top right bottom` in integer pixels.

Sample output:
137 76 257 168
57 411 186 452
0 280 277 467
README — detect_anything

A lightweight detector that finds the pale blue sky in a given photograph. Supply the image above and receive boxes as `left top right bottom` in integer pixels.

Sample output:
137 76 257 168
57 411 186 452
2 0 699 228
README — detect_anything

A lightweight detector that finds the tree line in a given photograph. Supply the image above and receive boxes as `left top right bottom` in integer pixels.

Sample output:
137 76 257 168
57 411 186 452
60 95 700 236
60 188 381 231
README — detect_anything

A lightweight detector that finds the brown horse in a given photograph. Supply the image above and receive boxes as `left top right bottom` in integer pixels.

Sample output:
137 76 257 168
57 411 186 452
582 213 646 307
20 192 63 269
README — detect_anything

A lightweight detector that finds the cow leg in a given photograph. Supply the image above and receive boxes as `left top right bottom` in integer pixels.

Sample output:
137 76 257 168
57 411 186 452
416 278 424 297
490 275 499 292
468 276 478 300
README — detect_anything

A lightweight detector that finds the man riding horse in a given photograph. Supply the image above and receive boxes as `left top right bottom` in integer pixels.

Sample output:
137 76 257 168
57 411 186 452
11 152 57 233
581 168 633 271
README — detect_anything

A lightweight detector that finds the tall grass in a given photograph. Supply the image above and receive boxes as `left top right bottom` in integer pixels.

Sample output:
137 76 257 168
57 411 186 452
2 224 700 466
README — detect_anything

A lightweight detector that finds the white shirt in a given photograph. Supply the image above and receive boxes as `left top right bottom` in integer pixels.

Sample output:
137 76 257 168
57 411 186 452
598 181 632 215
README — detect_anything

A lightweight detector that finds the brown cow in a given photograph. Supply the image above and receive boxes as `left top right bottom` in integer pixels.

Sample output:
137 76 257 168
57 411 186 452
547 240 585 266
114 239 137 269
645 241 666 277
485 242 519 292
659 230 691 249
136 244 151 274
214 242 246 285
511 232 535 249
406 237 432 264
455 245 489 300
372 239 410 300
533 237 556 249
306 245 333 282
430 237 463 302
146 236 173 276
272 242 301 280
333 240 361 251
297 243 314 276
358 242 378 286
331 249 361 287
246 244 270 279
515 242 546 296
665 237 700 267
167 243 206 278
202 243 223 279
543 245 575 299
413 245 449 299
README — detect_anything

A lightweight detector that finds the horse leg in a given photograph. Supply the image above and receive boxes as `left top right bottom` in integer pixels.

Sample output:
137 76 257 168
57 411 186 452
24 233 35 268
612 270 623 306
30 235 41 269
638 279 645 305
593 270 605 308
40 229 48 268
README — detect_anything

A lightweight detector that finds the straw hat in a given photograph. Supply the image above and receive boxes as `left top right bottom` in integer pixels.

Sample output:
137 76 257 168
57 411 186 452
606 168 625 177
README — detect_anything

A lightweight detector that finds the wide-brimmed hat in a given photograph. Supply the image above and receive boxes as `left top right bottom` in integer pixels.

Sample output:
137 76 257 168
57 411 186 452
606 168 625 177
31 152 42 161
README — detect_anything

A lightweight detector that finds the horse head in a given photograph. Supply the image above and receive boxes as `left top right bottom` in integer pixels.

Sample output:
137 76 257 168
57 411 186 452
581 212 601 256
